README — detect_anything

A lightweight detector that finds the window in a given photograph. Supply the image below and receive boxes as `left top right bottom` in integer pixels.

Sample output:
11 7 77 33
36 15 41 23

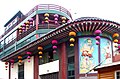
18 64 24 79
66 42 75 79
115 71 120 79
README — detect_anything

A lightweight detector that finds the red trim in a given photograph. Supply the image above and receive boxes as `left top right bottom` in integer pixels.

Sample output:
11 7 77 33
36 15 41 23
59 43 67 79
75 38 79 79
36 14 39 38
34 55 39 79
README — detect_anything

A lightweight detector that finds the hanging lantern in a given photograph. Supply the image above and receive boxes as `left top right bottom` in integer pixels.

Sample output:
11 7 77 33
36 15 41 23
38 51 43 54
118 46 120 49
70 43 74 47
10 59 14 68
95 36 101 40
114 43 118 48
61 17 66 20
54 14 58 18
5 62 8 70
94 30 102 35
52 45 57 49
26 52 32 55
27 56 31 59
117 39 120 44
26 52 32 62
38 46 43 50
69 38 75 42
53 50 57 54
52 40 58 45
54 18 58 21
44 13 49 17
26 21 30 24
113 33 119 38
29 18 33 21
114 39 118 43
51 40 58 54
18 56 22 59
18 60 22 63
69 31 76 37
39 56 42 59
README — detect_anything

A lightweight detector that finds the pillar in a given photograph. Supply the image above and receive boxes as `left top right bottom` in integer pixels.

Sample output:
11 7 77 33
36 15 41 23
36 14 39 38
34 54 39 79
59 42 67 79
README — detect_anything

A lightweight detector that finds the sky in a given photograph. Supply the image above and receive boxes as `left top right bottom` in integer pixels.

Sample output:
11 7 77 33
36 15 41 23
0 0 120 78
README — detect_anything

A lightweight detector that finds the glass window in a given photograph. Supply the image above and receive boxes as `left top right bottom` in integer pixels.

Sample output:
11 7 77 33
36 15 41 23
115 71 120 79
18 64 24 79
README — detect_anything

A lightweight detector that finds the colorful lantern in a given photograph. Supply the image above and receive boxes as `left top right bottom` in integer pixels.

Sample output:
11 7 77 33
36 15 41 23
53 50 57 54
113 33 119 38
38 51 43 54
54 14 58 18
51 40 58 54
114 43 118 48
52 46 57 49
26 21 30 24
114 39 118 43
69 38 75 42
95 36 101 40
38 46 43 50
94 30 102 35
52 40 58 45
44 13 49 17
69 31 76 37
39 56 42 58
5 62 8 70
26 52 32 62
10 59 14 68
70 44 74 47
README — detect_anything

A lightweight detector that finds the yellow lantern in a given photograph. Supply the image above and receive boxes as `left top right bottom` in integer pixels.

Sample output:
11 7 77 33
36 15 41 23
70 44 74 47
18 56 22 59
38 46 43 50
113 33 119 38
114 39 118 43
26 24 29 27
62 20 66 23
45 17 49 20
38 51 43 55
44 13 49 17
18 60 22 63
61 17 66 20
114 43 118 48
69 31 76 36
39 56 42 59
70 38 75 42
26 21 30 24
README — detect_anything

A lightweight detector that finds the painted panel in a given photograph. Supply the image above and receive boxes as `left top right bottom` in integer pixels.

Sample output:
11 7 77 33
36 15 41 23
100 38 112 65
79 37 98 74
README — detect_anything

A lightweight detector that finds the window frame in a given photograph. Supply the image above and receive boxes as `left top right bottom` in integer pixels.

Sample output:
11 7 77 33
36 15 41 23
115 70 120 79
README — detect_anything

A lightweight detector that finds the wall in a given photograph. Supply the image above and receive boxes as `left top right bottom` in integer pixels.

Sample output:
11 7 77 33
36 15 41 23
24 56 34 79
11 63 18 79
39 60 59 75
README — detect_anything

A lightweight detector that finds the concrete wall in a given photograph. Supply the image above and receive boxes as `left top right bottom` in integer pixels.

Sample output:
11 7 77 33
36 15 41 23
11 63 18 79
24 56 34 79
39 60 59 75
10 56 34 79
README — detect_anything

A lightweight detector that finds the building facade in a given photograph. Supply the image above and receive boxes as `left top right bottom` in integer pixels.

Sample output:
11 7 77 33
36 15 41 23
0 4 120 79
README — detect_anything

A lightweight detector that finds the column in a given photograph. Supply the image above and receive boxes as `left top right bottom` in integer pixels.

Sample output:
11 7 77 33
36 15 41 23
59 42 67 79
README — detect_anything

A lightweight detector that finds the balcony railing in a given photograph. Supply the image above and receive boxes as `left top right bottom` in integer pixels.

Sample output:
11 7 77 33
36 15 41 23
25 4 72 19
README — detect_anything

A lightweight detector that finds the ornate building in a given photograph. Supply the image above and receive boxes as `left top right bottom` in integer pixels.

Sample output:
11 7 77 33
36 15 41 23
0 4 120 79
